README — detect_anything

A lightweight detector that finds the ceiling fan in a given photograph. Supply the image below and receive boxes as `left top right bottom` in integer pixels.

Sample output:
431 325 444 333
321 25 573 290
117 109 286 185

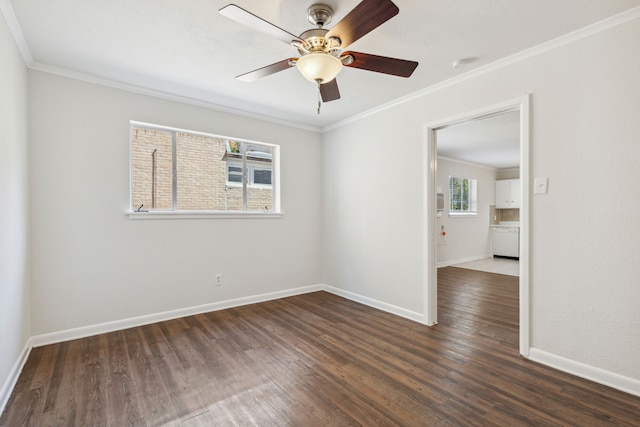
219 0 418 112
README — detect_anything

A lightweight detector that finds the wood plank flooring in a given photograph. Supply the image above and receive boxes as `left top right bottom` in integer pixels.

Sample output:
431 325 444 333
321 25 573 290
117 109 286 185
2 267 639 426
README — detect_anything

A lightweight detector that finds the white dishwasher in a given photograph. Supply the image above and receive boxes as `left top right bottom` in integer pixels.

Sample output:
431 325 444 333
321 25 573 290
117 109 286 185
492 226 519 258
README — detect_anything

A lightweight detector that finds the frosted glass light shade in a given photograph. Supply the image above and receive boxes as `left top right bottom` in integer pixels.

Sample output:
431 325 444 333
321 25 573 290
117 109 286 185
296 53 342 83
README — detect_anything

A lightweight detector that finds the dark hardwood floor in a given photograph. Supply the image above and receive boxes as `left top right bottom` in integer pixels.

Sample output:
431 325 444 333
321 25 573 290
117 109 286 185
2 267 639 426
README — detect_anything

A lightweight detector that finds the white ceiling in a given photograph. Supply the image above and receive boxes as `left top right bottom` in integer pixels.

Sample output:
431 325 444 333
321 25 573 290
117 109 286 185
7 0 640 131
437 110 521 170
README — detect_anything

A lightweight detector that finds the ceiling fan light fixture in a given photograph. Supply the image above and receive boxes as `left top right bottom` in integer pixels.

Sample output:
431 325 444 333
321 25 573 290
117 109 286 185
296 53 342 84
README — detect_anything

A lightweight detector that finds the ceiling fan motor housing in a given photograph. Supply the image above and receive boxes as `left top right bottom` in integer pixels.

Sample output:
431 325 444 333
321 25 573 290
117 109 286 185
219 0 419 104
298 28 341 55
307 4 333 27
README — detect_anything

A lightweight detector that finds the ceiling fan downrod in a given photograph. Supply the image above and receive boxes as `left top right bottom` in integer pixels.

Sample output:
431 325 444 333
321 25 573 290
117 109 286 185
218 0 419 110
307 4 333 28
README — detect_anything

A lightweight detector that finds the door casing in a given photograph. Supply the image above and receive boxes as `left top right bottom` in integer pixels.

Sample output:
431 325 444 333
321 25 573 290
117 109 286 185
423 95 531 357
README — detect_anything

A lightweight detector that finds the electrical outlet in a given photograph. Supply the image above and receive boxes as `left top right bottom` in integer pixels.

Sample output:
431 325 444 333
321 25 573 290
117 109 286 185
215 273 223 286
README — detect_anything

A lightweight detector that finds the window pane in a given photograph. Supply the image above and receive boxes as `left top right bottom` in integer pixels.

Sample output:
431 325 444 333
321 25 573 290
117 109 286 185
253 168 272 185
449 176 461 210
130 123 279 213
449 176 477 214
176 133 240 211
247 144 273 211
131 127 173 210
246 144 272 160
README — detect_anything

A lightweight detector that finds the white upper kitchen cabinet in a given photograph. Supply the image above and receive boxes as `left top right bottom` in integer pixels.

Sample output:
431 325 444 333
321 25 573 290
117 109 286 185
495 179 521 208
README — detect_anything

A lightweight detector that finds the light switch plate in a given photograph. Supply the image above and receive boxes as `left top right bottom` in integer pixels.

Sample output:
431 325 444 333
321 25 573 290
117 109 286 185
534 177 548 194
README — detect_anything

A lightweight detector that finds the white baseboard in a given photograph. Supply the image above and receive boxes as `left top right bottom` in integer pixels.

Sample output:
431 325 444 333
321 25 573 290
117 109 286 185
0 338 32 416
30 284 425 348
2 284 424 416
437 254 493 268
323 285 426 324
8 285 640 419
31 284 323 348
528 348 640 397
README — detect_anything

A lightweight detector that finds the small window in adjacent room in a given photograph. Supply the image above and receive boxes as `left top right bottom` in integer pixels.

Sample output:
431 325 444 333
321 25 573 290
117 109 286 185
130 122 279 214
449 176 477 216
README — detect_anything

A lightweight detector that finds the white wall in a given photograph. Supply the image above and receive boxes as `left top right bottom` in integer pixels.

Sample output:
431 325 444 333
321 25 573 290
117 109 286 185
28 71 323 335
0 10 30 407
323 17 640 381
436 157 496 265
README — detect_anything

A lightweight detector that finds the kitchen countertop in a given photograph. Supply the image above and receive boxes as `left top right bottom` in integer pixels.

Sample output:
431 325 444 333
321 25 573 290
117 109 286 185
490 222 520 228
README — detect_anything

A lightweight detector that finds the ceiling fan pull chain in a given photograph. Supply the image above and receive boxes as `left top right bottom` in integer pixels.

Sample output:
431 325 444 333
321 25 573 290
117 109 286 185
317 80 322 114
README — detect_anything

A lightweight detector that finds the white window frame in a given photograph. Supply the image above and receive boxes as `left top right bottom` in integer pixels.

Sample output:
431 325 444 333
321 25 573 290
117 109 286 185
128 121 281 219
226 161 273 187
449 175 478 216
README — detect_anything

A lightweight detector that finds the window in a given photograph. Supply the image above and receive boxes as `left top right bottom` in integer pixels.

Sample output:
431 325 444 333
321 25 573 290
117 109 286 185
226 162 272 186
130 122 279 213
449 176 477 215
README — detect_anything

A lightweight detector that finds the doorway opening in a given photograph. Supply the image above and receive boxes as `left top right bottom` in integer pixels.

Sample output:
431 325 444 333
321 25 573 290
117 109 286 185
423 95 530 357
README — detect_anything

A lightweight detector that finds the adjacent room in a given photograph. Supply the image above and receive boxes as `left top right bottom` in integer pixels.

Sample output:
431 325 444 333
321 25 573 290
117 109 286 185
2 0 640 425
435 109 521 277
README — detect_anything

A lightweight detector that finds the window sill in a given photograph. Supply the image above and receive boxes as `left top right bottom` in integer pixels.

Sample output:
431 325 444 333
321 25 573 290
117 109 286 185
127 211 283 220
449 212 478 217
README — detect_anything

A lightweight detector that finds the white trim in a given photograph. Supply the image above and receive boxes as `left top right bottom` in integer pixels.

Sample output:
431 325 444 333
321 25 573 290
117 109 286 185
423 124 438 326
517 97 531 357
0 338 32 415
4 2 637 133
3 0 639 135
323 285 426 324
29 284 425 348
529 348 640 398
31 63 322 133
424 95 531 355
127 211 283 220
323 6 640 133
437 155 498 171
31 285 322 348
0 0 33 65
4 282 639 415
130 121 281 148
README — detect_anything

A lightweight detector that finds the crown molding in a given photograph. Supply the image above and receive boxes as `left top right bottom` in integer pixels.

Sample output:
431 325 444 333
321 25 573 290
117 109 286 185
437 155 499 172
2 2 322 133
0 0 33 65
28 62 322 133
322 5 640 133
4 1 640 134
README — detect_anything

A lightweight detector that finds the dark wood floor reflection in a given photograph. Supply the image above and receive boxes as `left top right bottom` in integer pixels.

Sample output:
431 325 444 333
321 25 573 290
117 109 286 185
2 267 639 425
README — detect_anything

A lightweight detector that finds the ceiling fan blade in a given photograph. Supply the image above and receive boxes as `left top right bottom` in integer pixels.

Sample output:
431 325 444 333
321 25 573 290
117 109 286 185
326 0 399 49
343 51 418 77
236 59 296 82
219 4 303 45
320 79 341 102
